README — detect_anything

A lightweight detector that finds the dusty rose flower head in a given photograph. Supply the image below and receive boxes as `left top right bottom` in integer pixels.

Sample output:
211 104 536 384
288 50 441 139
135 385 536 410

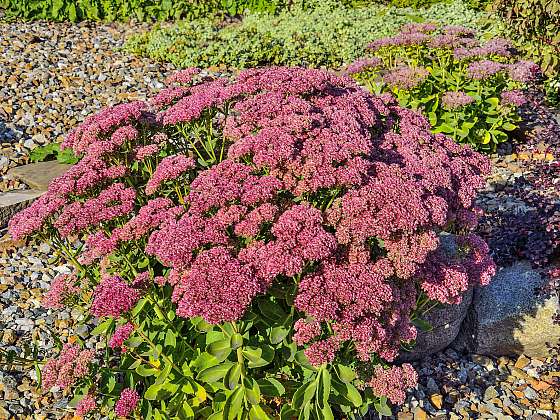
43 273 80 309
383 66 429 90
109 323 134 349
500 89 528 106
134 143 160 160
41 344 95 390
466 60 505 80
507 60 540 83
145 154 195 195
345 57 382 75
114 388 139 417
441 91 475 109
367 364 418 404
165 67 201 85
90 276 141 318
75 394 97 417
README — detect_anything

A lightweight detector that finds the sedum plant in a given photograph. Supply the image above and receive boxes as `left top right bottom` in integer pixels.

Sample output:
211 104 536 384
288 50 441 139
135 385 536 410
346 23 541 152
9 67 495 419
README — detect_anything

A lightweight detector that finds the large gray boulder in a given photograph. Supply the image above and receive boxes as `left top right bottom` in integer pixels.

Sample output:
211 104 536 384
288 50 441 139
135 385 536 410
399 288 473 362
453 261 560 357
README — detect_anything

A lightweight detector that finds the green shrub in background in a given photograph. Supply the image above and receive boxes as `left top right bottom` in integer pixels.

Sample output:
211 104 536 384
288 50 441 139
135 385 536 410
347 23 540 152
0 0 287 22
125 0 498 69
492 0 560 77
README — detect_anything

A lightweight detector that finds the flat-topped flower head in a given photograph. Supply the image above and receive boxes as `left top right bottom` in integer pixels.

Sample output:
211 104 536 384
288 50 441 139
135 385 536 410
115 388 139 418
90 276 141 318
442 91 475 109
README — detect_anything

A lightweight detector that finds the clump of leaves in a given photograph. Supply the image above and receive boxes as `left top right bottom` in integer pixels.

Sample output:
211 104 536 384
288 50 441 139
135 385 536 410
29 142 80 164
0 0 286 22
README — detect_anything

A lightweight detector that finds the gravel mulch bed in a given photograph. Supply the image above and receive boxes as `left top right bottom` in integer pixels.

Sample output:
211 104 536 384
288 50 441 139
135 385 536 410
1 17 560 420
0 20 174 192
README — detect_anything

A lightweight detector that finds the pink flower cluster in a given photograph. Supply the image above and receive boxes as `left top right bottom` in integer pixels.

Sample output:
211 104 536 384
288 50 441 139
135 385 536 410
90 276 141 318
295 261 417 364
75 394 97 417
115 388 139 417
145 154 195 195
42 343 94 390
383 66 429 90
466 60 505 80
109 323 134 349
62 101 146 155
165 67 201 85
500 89 528 106
368 24 475 52
367 364 418 405
345 57 382 75
43 273 80 309
54 183 136 237
508 60 540 83
172 247 262 323
441 91 475 109
454 37 513 60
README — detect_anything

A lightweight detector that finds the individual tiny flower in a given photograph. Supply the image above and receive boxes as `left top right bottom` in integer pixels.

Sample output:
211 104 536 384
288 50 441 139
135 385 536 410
109 323 134 349
90 276 141 318
383 66 429 90
43 273 80 309
114 388 140 418
500 90 528 107
441 91 475 109
75 394 97 417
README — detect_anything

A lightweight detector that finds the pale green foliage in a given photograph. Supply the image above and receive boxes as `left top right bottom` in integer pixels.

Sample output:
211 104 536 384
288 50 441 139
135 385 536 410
124 0 496 69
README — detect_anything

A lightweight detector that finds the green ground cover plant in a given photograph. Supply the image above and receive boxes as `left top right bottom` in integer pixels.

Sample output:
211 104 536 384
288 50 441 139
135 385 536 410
124 0 498 69
346 23 540 152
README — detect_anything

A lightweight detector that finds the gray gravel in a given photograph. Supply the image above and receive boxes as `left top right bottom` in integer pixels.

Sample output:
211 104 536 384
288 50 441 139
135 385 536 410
1 17 559 420
0 20 174 192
